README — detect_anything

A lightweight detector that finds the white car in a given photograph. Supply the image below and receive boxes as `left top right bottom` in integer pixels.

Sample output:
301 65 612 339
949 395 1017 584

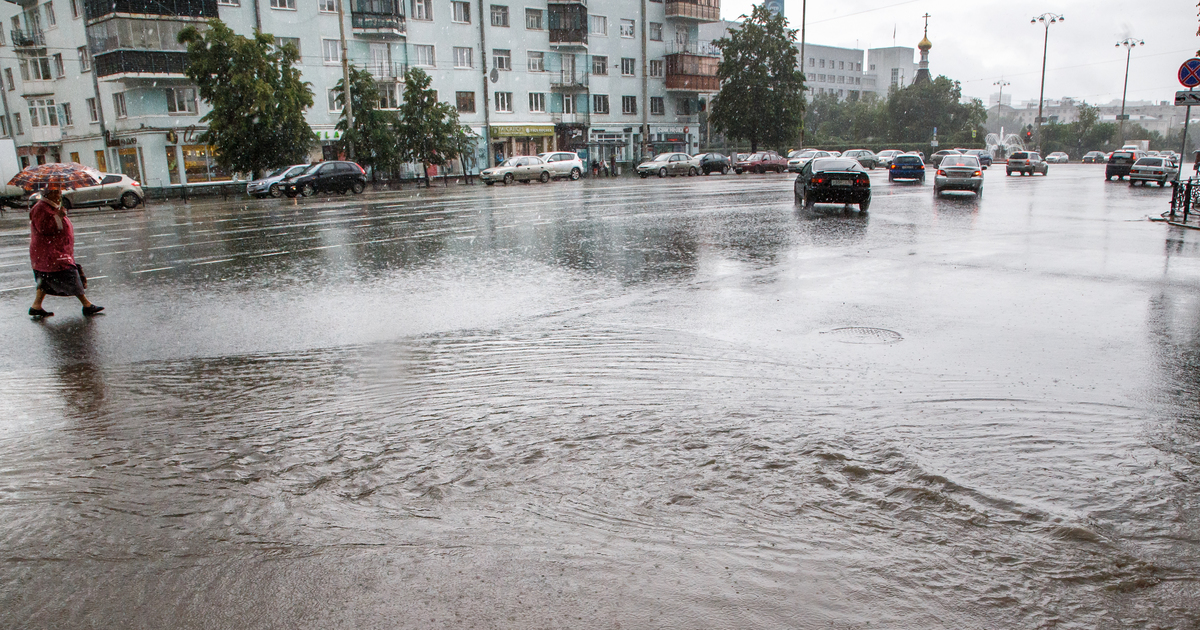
1045 152 1070 164
876 150 903 167
787 149 831 173
537 151 585 180
481 156 553 185
32 172 143 209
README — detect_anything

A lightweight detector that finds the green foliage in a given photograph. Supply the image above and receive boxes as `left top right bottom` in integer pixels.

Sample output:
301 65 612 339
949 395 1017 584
332 66 401 176
395 68 478 185
887 75 986 145
804 92 888 145
710 4 805 152
178 20 315 178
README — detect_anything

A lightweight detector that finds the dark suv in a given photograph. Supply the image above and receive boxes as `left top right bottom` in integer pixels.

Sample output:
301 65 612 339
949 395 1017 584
283 161 367 197
1104 151 1142 180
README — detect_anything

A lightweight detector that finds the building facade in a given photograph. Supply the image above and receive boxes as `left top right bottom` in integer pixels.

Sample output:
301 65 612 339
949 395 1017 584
0 0 722 186
992 98 1192 138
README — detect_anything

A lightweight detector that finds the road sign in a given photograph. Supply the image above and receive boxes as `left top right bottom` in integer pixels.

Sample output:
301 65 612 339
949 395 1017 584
1180 58 1200 88
930 140 939 147
1116 114 1130 120
1177 91 1200 106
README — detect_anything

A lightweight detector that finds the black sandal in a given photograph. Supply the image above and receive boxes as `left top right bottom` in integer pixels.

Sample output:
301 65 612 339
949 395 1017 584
29 307 53 318
82 305 104 316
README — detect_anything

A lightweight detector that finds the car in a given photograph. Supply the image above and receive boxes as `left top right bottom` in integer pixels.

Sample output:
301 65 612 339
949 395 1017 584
282 161 367 196
887 153 927 182
1105 150 1142 180
247 164 308 198
1128 157 1179 187
693 153 732 175
1006 151 1048 176
1046 152 1070 164
736 151 787 174
842 149 879 169
875 150 903 167
537 152 585 180
481 156 554 185
786 149 832 173
637 152 697 178
929 150 962 167
1160 151 1180 162
794 157 872 211
31 172 144 209
963 149 993 169
827 150 842 158
934 154 984 197
1082 151 1107 164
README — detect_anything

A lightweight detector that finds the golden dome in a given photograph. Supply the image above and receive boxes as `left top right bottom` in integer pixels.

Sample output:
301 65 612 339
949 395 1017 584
918 35 932 50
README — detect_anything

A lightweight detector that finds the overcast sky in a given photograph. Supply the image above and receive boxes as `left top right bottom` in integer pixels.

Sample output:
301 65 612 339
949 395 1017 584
721 0 1198 107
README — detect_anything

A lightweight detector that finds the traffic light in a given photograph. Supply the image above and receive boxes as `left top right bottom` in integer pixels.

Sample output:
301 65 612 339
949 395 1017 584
1025 129 1033 141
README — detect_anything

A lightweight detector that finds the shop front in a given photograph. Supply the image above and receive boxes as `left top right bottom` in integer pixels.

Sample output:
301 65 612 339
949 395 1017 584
490 125 555 166
646 125 697 157
587 127 639 173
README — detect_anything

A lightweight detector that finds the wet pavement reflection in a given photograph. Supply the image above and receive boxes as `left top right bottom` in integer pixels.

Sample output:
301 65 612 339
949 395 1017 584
0 166 1198 628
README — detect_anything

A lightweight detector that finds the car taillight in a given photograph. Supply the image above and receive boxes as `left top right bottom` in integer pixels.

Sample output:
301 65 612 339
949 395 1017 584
854 177 869 186
890 164 896 169
937 170 947 177
813 177 826 185
132 181 141 187
973 171 982 177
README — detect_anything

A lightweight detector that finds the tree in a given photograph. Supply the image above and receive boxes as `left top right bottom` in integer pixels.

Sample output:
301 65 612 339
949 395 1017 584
178 20 315 178
332 66 401 178
395 67 477 187
709 4 805 152
887 75 985 145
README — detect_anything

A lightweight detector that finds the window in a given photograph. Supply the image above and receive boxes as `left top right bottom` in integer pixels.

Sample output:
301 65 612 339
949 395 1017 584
319 0 335 12
837 76 844 84
13 113 22 134
592 94 609 114
322 39 340 63
456 91 475 113
490 4 508 27
870 64 875 71
70 0 80 18
379 84 398 109
528 92 545 113
675 97 692 115
60 101 72 126
620 19 634 38
327 88 338 111
591 55 607 75
453 46 472 68
413 44 434 66
839 61 844 69
589 15 606 36
412 0 430 20
527 51 544 72
0 117 7 136
890 68 900 86
856 62 862 71
451 1 469 23
649 22 662 41
649 60 663 77
182 145 232 183
166 87 196 114
112 92 127 118
270 0 295 9
86 97 97 122
28 98 58 127
3 69 12 90
493 49 510 71
809 57 814 66
274 37 299 55
44 2 56 27
77 46 90 72
217 0 239 5
52 53 64 78
819 59 824 68
621 95 636 115
621 57 635 76
525 8 541 29
562 94 575 113
494 91 512 112
855 77 860 85
22 56 53 81
818 74 824 81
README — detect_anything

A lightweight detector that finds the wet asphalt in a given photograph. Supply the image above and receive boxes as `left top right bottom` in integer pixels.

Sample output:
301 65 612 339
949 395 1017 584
0 165 1198 629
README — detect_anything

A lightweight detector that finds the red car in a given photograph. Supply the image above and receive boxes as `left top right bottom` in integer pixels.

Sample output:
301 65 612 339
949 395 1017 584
735 151 788 174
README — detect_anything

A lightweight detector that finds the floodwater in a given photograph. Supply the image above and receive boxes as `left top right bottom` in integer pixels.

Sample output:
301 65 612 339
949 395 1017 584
0 166 1197 628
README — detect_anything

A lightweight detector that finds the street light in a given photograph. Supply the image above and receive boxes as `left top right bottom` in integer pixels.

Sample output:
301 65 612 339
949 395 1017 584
1116 38 1144 146
1031 13 1064 153
994 79 1010 129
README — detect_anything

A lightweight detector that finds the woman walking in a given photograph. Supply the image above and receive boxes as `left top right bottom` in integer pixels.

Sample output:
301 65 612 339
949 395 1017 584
28 187 102 319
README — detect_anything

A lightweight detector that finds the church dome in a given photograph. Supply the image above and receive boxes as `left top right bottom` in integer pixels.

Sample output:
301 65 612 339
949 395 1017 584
918 35 932 51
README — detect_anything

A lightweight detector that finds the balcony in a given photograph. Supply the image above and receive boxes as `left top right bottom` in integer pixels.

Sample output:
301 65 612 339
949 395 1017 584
84 0 218 21
21 79 55 96
10 29 45 48
665 0 720 22
547 0 585 5
94 50 188 78
550 112 589 126
363 61 407 81
549 70 588 91
548 3 587 49
29 125 62 145
351 12 406 37
665 52 720 92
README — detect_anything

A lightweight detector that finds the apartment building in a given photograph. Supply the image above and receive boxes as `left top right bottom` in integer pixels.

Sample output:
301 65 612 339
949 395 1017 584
994 97 1191 138
0 0 722 186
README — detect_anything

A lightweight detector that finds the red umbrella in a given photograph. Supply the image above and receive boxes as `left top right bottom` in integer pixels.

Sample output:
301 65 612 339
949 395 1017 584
8 162 101 191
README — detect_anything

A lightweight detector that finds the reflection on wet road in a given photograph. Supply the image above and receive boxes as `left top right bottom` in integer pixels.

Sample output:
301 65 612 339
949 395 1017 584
1 166 1198 628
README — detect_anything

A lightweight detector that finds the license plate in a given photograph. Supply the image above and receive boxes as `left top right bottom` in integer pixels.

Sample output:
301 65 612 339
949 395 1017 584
832 180 851 186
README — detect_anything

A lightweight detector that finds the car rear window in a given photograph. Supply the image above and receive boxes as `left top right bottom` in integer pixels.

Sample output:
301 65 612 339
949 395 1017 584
894 156 923 164
1135 158 1163 166
813 159 860 171
1110 152 1134 161
942 157 979 168
1010 152 1028 159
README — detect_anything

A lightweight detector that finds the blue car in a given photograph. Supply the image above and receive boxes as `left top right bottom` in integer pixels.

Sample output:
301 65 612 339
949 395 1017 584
965 149 993 169
887 154 926 183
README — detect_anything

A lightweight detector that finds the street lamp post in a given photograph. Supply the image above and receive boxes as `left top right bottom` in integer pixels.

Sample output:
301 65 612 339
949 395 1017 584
798 0 807 148
1030 13 1064 153
993 79 1010 130
1116 38 1144 147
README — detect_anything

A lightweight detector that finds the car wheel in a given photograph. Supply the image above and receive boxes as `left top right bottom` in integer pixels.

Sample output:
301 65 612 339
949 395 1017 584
540 171 550 183
121 191 140 209
504 173 514 185
485 181 495 186
934 186 942 197
689 167 698 177
300 183 316 197
640 174 648 179
803 190 814 208
351 180 365 194
570 168 581 181
859 197 870 212
269 183 282 198
1007 170 1014 176
659 167 667 178
722 166 730 175
919 175 925 184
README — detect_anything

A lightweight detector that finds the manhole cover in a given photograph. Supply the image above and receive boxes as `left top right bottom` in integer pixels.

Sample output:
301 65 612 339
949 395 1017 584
822 327 903 344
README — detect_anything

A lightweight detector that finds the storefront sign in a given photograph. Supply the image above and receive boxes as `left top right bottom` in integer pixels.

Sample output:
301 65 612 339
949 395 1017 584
491 125 554 138
318 130 343 141
106 135 138 148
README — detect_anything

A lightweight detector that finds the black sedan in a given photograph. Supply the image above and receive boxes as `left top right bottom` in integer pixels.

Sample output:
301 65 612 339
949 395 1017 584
693 153 732 175
794 158 872 211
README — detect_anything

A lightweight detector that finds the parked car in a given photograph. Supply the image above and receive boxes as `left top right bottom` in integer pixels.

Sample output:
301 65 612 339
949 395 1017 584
1006 151 1048 176
929 150 961 167
32 173 144 209
736 151 787 174
786 149 832 173
876 150 903 166
1046 152 1070 164
934 154 984 197
794 157 872 211
963 149 993 169
693 153 732 175
537 151 585 180
481 156 554 185
842 149 879 169
1082 151 1107 164
247 164 308 198
1128 157 1179 187
637 152 697 178
887 154 927 183
282 161 367 196
827 150 843 157
1105 150 1142 180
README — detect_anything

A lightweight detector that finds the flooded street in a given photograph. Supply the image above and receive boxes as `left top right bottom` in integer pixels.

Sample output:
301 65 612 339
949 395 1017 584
1 166 1198 628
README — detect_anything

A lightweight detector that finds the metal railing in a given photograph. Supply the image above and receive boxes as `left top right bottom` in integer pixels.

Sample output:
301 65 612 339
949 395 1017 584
1170 177 1200 222
548 69 588 89
84 0 218 20
94 50 187 77
550 112 590 125
351 12 406 33
664 0 720 21
549 27 587 47
362 61 407 80
667 40 719 56
10 29 45 47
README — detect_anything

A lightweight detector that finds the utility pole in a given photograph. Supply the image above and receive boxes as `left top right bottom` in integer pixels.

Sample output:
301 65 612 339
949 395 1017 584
640 0 648 161
798 0 806 148
478 0 491 166
1116 38 1143 146
1030 13 1063 153
337 0 354 159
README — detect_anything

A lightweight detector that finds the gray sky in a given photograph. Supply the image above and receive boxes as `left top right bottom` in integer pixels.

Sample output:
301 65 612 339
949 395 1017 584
721 0 1198 107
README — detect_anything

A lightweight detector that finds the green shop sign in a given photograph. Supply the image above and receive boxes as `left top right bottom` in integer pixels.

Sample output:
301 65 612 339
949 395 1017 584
490 125 555 138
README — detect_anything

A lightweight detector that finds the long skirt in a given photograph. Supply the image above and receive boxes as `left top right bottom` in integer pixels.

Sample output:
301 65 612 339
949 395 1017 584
34 266 85 297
